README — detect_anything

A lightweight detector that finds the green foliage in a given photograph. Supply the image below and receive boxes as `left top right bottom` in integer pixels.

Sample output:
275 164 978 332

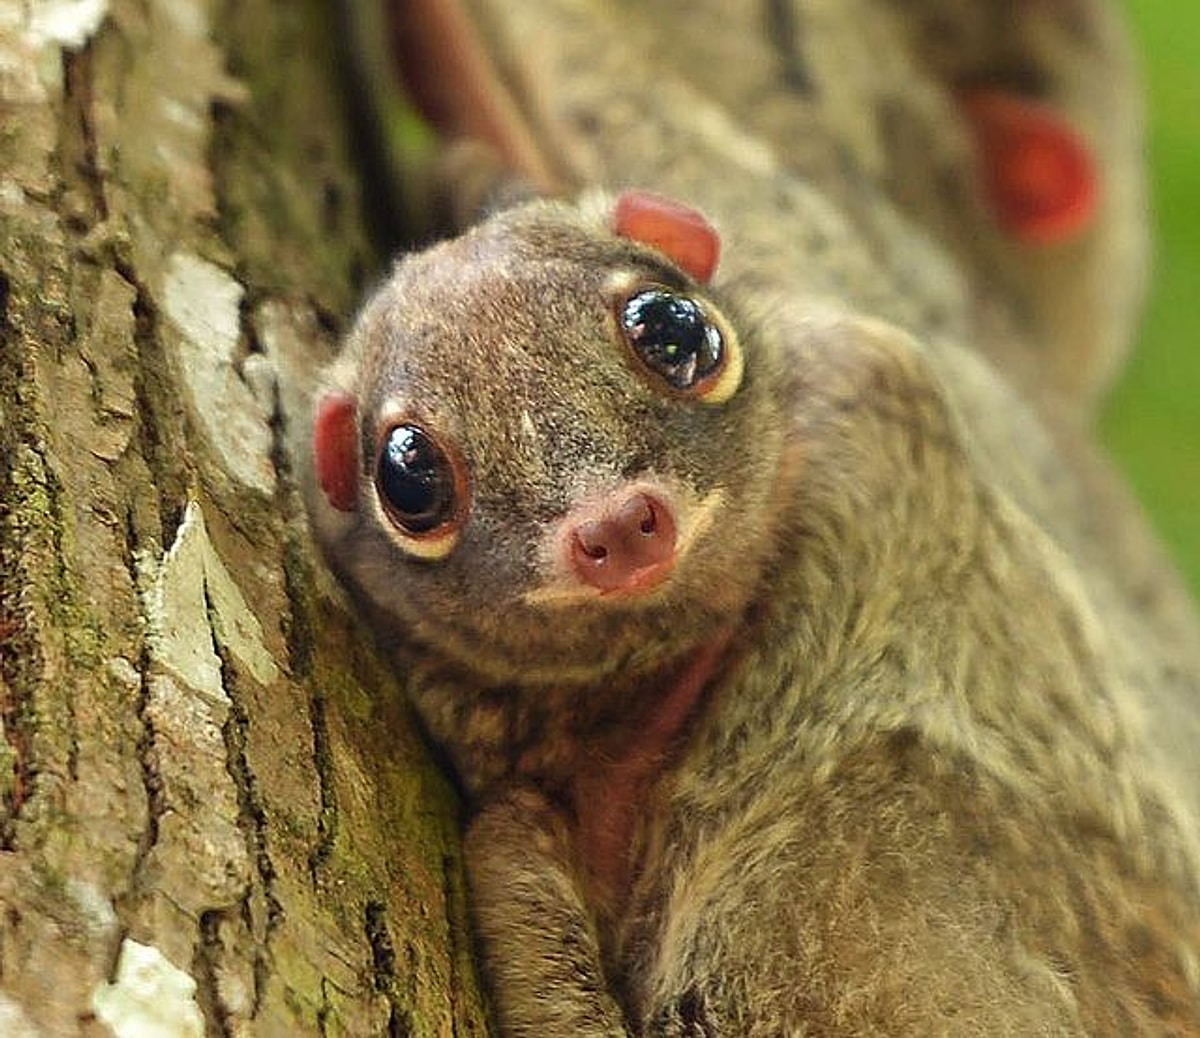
1103 2 1200 592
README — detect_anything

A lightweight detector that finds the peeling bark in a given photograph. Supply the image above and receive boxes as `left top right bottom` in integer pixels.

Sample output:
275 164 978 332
0 1 488 1034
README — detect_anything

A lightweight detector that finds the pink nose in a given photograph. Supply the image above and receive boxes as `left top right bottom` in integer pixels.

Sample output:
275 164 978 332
568 491 678 595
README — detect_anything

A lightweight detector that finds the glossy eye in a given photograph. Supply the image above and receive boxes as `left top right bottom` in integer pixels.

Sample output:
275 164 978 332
376 423 462 547
619 288 742 401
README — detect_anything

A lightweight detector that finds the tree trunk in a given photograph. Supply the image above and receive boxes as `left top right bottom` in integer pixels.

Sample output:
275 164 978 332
0 1 488 1034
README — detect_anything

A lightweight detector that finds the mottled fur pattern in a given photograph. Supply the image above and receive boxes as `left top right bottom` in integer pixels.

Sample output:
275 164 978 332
307 0 1200 1033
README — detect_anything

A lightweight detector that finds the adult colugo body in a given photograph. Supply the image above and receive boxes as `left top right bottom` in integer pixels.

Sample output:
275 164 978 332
306 0 1200 1033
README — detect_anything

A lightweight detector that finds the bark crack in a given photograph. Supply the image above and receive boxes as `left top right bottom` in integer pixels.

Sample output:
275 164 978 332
365 900 415 1038
123 504 164 879
306 667 338 881
132 644 164 859
60 41 108 228
195 909 236 1038
205 586 283 1016
280 534 316 683
317 976 333 1037
119 262 190 550
280 532 339 881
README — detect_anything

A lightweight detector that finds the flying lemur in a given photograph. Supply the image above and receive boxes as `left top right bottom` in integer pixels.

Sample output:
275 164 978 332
306 0 1200 1033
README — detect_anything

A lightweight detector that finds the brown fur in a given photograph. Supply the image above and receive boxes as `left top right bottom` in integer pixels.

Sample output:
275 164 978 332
305 0 1200 1033
307 198 1200 1035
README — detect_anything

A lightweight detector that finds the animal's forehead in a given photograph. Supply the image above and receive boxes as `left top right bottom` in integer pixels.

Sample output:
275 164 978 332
373 247 630 388
402 238 606 313
361 260 637 424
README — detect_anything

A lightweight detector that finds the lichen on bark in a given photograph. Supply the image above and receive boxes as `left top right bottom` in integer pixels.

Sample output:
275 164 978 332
0 1 488 1034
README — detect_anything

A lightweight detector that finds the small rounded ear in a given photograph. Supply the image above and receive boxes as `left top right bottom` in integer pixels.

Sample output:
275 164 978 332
962 90 1098 245
314 390 361 512
613 190 721 282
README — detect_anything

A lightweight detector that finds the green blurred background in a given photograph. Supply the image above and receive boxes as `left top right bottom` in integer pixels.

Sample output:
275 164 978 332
1103 2 1200 594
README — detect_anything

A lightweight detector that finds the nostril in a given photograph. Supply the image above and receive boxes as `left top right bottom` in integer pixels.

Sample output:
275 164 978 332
575 521 610 562
639 503 657 536
619 493 658 536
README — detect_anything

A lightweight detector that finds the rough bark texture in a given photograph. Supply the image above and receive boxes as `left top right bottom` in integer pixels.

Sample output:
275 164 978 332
0 2 489 1034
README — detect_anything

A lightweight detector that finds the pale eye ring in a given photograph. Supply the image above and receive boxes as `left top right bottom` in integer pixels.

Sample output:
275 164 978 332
373 421 468 558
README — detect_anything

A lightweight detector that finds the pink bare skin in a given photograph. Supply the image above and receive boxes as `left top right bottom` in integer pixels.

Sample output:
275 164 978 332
565 629 734 909
567 490 679 597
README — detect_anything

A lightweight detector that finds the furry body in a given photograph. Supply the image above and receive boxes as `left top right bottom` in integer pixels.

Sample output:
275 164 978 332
310 1 1200 1033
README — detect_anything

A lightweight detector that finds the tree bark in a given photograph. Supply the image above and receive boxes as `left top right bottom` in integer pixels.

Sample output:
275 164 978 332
0 1 488 1034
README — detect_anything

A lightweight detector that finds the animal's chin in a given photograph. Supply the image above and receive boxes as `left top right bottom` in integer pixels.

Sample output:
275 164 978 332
417 592 730 688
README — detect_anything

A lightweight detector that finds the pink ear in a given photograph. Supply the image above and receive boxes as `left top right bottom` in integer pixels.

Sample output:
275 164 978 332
314 390 360 512
613 190 721 282
962 90 1098 245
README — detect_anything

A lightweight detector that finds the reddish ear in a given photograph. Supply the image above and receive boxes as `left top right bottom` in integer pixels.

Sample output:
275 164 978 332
613 190 721 282
962 90 1098 245
314 390 360 512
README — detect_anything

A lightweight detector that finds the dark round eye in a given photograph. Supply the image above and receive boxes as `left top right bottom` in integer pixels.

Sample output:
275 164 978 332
620 288 724 392
376 424 457 535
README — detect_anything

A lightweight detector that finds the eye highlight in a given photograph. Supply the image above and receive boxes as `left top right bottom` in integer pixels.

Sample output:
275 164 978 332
375 422 466 559
618 287 743 402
